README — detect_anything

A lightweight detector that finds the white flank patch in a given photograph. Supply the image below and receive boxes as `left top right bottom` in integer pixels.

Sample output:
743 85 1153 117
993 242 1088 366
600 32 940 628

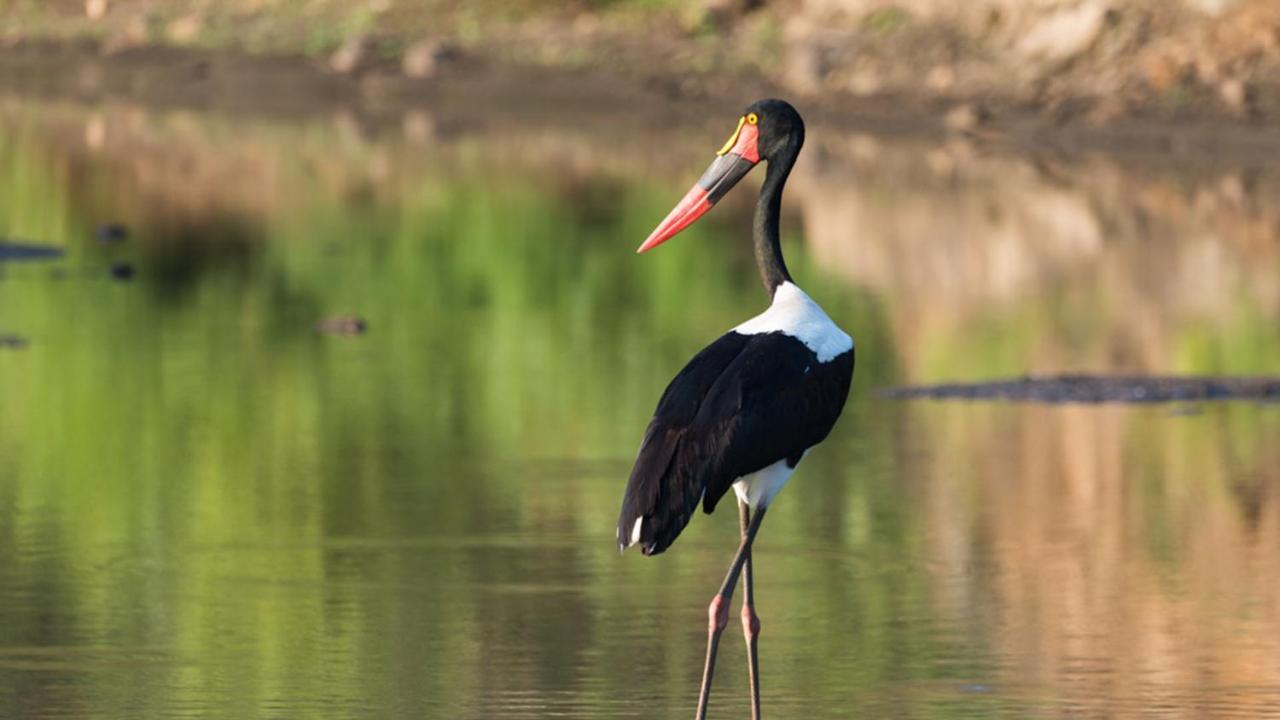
733 458 797 509
630 517 643 546
733 282 853 362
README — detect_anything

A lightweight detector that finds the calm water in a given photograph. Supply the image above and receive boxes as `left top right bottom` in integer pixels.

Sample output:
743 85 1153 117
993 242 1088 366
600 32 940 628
1 99 1279 719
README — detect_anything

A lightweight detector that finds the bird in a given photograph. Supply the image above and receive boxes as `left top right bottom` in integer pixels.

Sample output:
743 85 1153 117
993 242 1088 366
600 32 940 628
616 99 854 720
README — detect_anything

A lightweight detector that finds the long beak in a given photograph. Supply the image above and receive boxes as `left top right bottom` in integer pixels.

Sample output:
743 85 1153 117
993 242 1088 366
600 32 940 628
637 117 761 253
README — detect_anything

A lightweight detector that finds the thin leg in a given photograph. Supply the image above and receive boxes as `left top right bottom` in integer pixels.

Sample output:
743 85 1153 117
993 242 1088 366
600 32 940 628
695 505 768 720
739 499 762 720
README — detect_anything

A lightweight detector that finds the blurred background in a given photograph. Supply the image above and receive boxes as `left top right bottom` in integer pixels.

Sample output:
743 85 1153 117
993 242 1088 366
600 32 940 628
0 1 1278 718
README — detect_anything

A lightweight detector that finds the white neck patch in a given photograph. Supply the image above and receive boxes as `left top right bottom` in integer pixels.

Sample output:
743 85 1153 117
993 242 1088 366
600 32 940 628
732 282 853 363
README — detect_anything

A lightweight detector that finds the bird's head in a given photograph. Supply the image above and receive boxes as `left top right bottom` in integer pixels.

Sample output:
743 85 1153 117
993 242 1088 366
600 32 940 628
637 99 805 253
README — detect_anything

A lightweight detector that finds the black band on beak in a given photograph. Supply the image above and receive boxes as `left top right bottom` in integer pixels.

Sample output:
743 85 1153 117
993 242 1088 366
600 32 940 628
697 154 757 204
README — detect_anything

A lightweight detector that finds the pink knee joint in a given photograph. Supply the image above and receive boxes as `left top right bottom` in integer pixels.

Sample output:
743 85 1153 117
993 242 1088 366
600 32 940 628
741 606 760 639
707 595 730 633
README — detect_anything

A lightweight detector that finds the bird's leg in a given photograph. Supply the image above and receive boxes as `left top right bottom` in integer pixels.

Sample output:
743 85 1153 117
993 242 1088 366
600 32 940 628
695 505 768 720
739 498 762 720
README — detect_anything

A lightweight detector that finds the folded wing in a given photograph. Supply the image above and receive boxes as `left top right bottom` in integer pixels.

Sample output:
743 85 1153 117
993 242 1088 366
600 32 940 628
617 331 854 555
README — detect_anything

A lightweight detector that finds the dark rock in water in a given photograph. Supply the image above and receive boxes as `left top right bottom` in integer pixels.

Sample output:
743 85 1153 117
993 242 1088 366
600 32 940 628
0 334 28 349
0 240 64 262
95 223 129 243
881 374 1280 404
316 315 368 335
109 262 135 281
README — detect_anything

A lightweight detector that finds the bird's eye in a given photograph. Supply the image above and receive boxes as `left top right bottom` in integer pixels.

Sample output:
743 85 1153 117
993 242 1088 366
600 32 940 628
746 113 759 125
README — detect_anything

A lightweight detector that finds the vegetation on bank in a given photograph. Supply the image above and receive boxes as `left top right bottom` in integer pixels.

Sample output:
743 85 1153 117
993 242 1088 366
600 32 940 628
0 1 701 62
4 1 1280 123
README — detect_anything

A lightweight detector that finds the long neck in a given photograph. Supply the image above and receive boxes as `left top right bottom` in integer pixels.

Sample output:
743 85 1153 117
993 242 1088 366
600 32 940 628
753 137 799 296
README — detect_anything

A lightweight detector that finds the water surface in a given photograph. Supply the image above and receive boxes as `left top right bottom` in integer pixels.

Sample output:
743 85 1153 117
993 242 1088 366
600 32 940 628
0 99 1278 718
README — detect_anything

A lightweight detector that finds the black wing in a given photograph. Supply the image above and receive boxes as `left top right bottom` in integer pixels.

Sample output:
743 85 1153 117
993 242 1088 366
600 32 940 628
617 331 854 555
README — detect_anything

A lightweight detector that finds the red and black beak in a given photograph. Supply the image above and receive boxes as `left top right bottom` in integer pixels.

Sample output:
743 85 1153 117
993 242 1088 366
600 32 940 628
637 115 762 253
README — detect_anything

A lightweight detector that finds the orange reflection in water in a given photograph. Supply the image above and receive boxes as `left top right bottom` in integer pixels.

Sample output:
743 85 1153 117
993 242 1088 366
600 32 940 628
916 402 1280 717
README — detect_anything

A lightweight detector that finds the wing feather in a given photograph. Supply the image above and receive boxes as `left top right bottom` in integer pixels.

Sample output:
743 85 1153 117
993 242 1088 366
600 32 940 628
617 331 853 555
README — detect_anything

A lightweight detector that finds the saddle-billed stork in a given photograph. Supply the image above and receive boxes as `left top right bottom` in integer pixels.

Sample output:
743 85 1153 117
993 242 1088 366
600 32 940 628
616 99 854 719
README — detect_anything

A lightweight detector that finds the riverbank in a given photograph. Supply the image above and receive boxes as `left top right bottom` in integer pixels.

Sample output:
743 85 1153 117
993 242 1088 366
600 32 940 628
2 2 1280 159
2 34 1280 172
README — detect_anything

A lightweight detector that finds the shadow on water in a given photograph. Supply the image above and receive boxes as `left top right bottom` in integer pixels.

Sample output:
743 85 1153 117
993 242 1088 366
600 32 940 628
0 98 1276 718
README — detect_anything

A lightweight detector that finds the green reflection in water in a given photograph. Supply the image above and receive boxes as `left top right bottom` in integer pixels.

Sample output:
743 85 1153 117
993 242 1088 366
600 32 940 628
0 105 1277 719
0 114 913 719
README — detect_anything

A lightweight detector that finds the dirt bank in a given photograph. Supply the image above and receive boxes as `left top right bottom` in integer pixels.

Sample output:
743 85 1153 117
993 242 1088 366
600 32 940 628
6 1 1280 133
2 35 1280 170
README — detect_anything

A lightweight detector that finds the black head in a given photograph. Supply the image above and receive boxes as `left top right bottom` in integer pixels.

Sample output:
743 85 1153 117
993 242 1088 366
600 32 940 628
743 98 805 162
636 98 806 253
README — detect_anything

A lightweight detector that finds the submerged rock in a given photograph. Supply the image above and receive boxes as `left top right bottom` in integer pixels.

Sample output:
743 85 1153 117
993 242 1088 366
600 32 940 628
882 374 1280 404
95 223 129 243
109 262 135 280
316 315 368 335
0 241 64 262
0 334 28 349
